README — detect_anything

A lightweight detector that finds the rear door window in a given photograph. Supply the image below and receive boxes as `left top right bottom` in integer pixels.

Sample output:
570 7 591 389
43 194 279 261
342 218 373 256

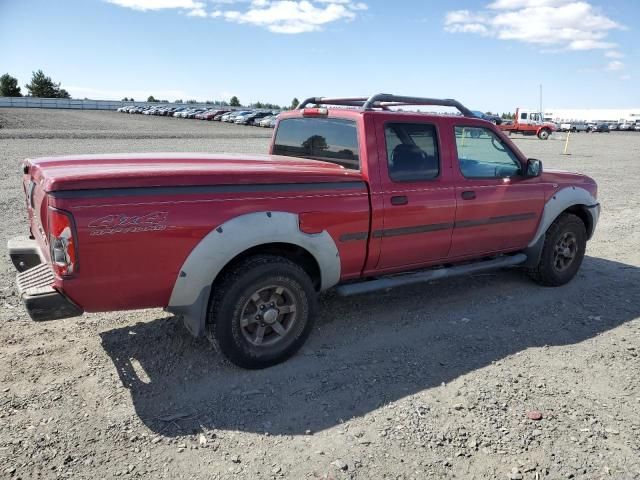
384 123 439 182
273 118 359 169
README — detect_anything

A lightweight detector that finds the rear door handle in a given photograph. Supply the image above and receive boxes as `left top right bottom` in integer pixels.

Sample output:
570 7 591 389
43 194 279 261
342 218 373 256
390 195 408 206
461 191 476 200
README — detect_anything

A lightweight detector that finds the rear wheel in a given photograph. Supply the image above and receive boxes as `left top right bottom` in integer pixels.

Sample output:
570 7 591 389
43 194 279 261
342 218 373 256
207 255 317 369
526 213 586 286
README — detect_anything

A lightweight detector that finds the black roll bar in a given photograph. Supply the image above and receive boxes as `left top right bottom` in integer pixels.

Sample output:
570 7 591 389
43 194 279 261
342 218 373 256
297 93 474 117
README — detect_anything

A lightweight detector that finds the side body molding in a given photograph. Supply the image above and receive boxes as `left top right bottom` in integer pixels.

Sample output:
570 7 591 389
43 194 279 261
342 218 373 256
167 211 341 337
524 186 600 267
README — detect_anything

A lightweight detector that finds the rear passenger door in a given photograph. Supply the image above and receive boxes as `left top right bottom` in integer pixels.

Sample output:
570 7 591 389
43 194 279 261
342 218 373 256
373 118 456 271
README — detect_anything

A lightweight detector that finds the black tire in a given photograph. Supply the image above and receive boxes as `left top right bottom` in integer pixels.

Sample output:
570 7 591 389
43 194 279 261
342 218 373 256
526 213 586 286
537 128 551 140
207 255 317 369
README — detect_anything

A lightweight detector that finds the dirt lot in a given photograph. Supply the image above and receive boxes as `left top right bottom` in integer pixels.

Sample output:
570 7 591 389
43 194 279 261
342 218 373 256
0 109 638 480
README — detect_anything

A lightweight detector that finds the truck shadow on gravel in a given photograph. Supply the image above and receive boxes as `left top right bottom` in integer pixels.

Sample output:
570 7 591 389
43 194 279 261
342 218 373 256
100 256 640 437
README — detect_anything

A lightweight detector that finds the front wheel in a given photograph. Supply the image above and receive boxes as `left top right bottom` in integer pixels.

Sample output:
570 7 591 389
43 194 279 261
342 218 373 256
537 128 551 140
207 255 317 369
526 213 586 286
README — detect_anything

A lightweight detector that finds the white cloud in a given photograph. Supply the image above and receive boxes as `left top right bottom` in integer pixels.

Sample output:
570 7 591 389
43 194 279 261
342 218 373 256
106 0 207 16
487 0 565 9
219 1 367 34
187 7 207 16
106 0 367 33
605 50 624 58
606 60 624 71
444 1 623 51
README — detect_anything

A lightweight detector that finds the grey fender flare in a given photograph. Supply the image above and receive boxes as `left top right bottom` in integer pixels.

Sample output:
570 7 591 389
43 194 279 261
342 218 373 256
524 186 599 267
166 211 341 337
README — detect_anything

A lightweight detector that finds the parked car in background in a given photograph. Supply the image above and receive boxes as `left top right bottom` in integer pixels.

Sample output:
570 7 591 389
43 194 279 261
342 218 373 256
589 123 610 133
634 123 640 132
470 110 503 125
608 123 619 131
618 122 634 131
169 107 186 117
559 123 572 132
184 108 199 118
203 109 229 120
177 108 199 118
224 111 251 122
248 112 274 127
571 123 589 133
194 110 212 120
233 112 254 124
236 111 273 125
258 115 275 127
187 109 207 119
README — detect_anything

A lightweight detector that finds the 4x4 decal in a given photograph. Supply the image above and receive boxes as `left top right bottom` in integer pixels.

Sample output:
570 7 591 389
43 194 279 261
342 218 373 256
88 211 168 236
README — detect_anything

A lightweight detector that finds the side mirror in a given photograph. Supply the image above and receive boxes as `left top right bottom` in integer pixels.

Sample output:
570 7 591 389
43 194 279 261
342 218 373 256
526 158 543 177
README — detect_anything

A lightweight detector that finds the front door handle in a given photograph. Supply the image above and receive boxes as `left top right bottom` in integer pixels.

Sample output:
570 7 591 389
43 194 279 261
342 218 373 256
391 195 408 206
461 191 476 200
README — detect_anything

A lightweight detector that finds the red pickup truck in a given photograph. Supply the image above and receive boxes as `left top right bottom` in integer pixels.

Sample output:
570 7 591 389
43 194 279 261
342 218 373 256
9 94 600 369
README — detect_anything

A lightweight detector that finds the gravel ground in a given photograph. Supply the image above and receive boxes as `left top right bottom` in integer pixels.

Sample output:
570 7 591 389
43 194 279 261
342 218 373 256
0 109 638 480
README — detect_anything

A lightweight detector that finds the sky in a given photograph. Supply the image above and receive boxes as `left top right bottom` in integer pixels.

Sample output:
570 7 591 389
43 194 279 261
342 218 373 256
1 0 638 112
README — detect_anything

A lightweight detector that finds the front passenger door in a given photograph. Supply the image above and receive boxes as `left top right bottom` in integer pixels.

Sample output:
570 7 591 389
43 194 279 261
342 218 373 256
450 126 544 258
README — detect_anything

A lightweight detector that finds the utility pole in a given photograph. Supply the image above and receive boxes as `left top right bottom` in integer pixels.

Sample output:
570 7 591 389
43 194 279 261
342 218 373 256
539 84 543 116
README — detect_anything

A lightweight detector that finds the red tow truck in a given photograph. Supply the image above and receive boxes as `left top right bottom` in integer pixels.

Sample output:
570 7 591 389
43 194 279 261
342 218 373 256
499 108 556 140
9 94 599 368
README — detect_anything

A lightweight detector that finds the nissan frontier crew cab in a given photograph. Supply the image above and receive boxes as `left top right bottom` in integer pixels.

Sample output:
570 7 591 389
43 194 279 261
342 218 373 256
9 94 600 369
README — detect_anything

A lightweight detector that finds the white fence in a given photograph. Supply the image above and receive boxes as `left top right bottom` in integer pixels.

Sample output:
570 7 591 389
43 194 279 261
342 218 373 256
0 97 215 110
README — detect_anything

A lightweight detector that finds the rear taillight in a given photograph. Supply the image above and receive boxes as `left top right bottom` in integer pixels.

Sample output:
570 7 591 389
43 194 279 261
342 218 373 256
48 208 78 277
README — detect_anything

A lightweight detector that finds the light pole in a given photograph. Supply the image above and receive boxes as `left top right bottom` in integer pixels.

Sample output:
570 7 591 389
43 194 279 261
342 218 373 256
539 84 543 117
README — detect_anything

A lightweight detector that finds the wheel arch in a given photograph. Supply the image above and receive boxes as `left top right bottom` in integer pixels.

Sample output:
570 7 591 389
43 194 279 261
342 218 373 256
213 242 322 292
524 186 599 267
166 211 340 337
563 204 595 239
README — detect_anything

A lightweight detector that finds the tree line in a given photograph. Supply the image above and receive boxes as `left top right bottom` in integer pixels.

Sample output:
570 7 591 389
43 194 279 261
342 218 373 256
1 72 301 110
0 77 510 118
138 95 300 110
0 70 70 98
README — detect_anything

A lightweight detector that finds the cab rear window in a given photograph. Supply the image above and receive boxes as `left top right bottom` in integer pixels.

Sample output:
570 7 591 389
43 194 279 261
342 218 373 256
272 118 359 170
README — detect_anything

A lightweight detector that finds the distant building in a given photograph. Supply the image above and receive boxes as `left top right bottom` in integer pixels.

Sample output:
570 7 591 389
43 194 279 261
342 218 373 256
542 108 640 123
